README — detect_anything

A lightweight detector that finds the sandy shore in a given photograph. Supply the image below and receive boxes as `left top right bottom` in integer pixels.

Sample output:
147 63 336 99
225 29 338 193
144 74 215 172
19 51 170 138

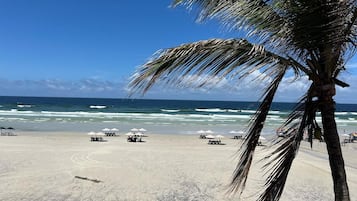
0 132 356 201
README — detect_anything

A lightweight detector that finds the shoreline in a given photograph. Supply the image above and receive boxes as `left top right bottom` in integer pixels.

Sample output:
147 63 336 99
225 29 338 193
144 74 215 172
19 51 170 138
2 121 356 137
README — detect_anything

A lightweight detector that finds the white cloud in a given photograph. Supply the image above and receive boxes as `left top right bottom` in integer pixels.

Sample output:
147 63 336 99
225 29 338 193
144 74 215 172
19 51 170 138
346 63 357 69
0 72 356 103
0 78 127 98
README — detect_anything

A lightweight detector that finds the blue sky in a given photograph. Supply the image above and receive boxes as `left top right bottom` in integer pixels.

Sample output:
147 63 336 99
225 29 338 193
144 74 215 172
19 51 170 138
0 0 356 103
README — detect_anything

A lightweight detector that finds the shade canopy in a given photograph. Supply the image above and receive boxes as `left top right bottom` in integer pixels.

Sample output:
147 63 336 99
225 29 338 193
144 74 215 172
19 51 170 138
87 131 96 136
139 128 147 132
111 128 119 132
205 134 215 139
215 135 224 139
102 128 111 132
125 132 135 136
229 130 244 134
96 132 105 136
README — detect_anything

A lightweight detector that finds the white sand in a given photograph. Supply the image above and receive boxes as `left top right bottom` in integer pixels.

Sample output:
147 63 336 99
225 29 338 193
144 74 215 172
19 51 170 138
0 132 356 201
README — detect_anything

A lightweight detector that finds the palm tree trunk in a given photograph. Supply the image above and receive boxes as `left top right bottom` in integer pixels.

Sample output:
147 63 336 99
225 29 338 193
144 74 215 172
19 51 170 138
319 94 350 201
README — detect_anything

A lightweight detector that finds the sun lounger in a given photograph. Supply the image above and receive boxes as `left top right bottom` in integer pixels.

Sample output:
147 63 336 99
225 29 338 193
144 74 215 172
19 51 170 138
127 136 137 142
127 136 144 142
0 132 16 136
208 139 221 145
90 136 104 142
199 134 207 139
105 132 117 136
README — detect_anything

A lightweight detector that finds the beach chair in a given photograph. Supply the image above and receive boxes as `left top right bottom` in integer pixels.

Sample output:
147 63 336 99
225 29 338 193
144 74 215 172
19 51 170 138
233 135 242 139
208 139 221 145
199 134 206 139
127 136 137 142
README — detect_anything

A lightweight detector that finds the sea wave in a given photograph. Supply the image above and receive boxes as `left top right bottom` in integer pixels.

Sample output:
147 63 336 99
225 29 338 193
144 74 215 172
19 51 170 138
227 109 239 113
0 109 252 123
240 110 256 114
195 108 227 112
17 104 32 108
335 119 357 123
161 109 180 112
89 105 107 109
335 112 349 115
0 108 356 126
269 110 280 114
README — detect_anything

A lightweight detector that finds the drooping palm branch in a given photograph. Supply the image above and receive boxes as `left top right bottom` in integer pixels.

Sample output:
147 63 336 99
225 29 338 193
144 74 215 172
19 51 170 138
229 65 287 195
258 87 317 201
173 0 285 44
173 0 357 76
130 39 300 94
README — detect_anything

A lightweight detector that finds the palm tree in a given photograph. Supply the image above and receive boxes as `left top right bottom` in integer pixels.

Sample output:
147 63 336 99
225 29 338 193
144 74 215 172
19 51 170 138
129 1 355 200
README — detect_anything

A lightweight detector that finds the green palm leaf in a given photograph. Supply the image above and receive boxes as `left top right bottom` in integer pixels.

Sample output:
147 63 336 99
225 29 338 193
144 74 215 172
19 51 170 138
259 93 311 200
130 39 298 94
174 0 357 74
229 65 287 195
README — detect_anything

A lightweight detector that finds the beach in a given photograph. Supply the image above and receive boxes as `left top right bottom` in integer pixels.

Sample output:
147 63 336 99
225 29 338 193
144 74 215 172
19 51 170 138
0 131 356 201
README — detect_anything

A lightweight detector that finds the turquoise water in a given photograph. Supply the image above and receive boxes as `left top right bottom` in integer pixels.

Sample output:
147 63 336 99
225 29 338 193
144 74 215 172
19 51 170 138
0 96 356 134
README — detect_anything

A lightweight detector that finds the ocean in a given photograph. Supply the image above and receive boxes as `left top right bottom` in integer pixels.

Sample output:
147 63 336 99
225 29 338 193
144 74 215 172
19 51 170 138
0 96 356 135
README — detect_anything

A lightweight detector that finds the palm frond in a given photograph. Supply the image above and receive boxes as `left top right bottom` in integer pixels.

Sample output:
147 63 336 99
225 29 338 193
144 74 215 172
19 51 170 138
175 0 283 33
343 2 357 61
173 1 356 73
258 85 321 201
129 39 300 94
228 65 287 195
173 1 289 51
280 1 353 69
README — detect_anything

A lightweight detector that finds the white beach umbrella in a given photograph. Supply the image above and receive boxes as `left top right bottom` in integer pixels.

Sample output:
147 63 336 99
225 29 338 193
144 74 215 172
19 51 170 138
125 132 135 136
215 135 224 139
131 128 139 132
205 130 214 134
111 128 119 132
197 130 206 134
0 127 5 133
230 130 245 134
341 134 350 140
205 134 215 139
259 136 266 140
341 133 350 137
96 132 105 136
102 128 111 132
136 132 144 137
139 128 147 132
87 131 96 136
